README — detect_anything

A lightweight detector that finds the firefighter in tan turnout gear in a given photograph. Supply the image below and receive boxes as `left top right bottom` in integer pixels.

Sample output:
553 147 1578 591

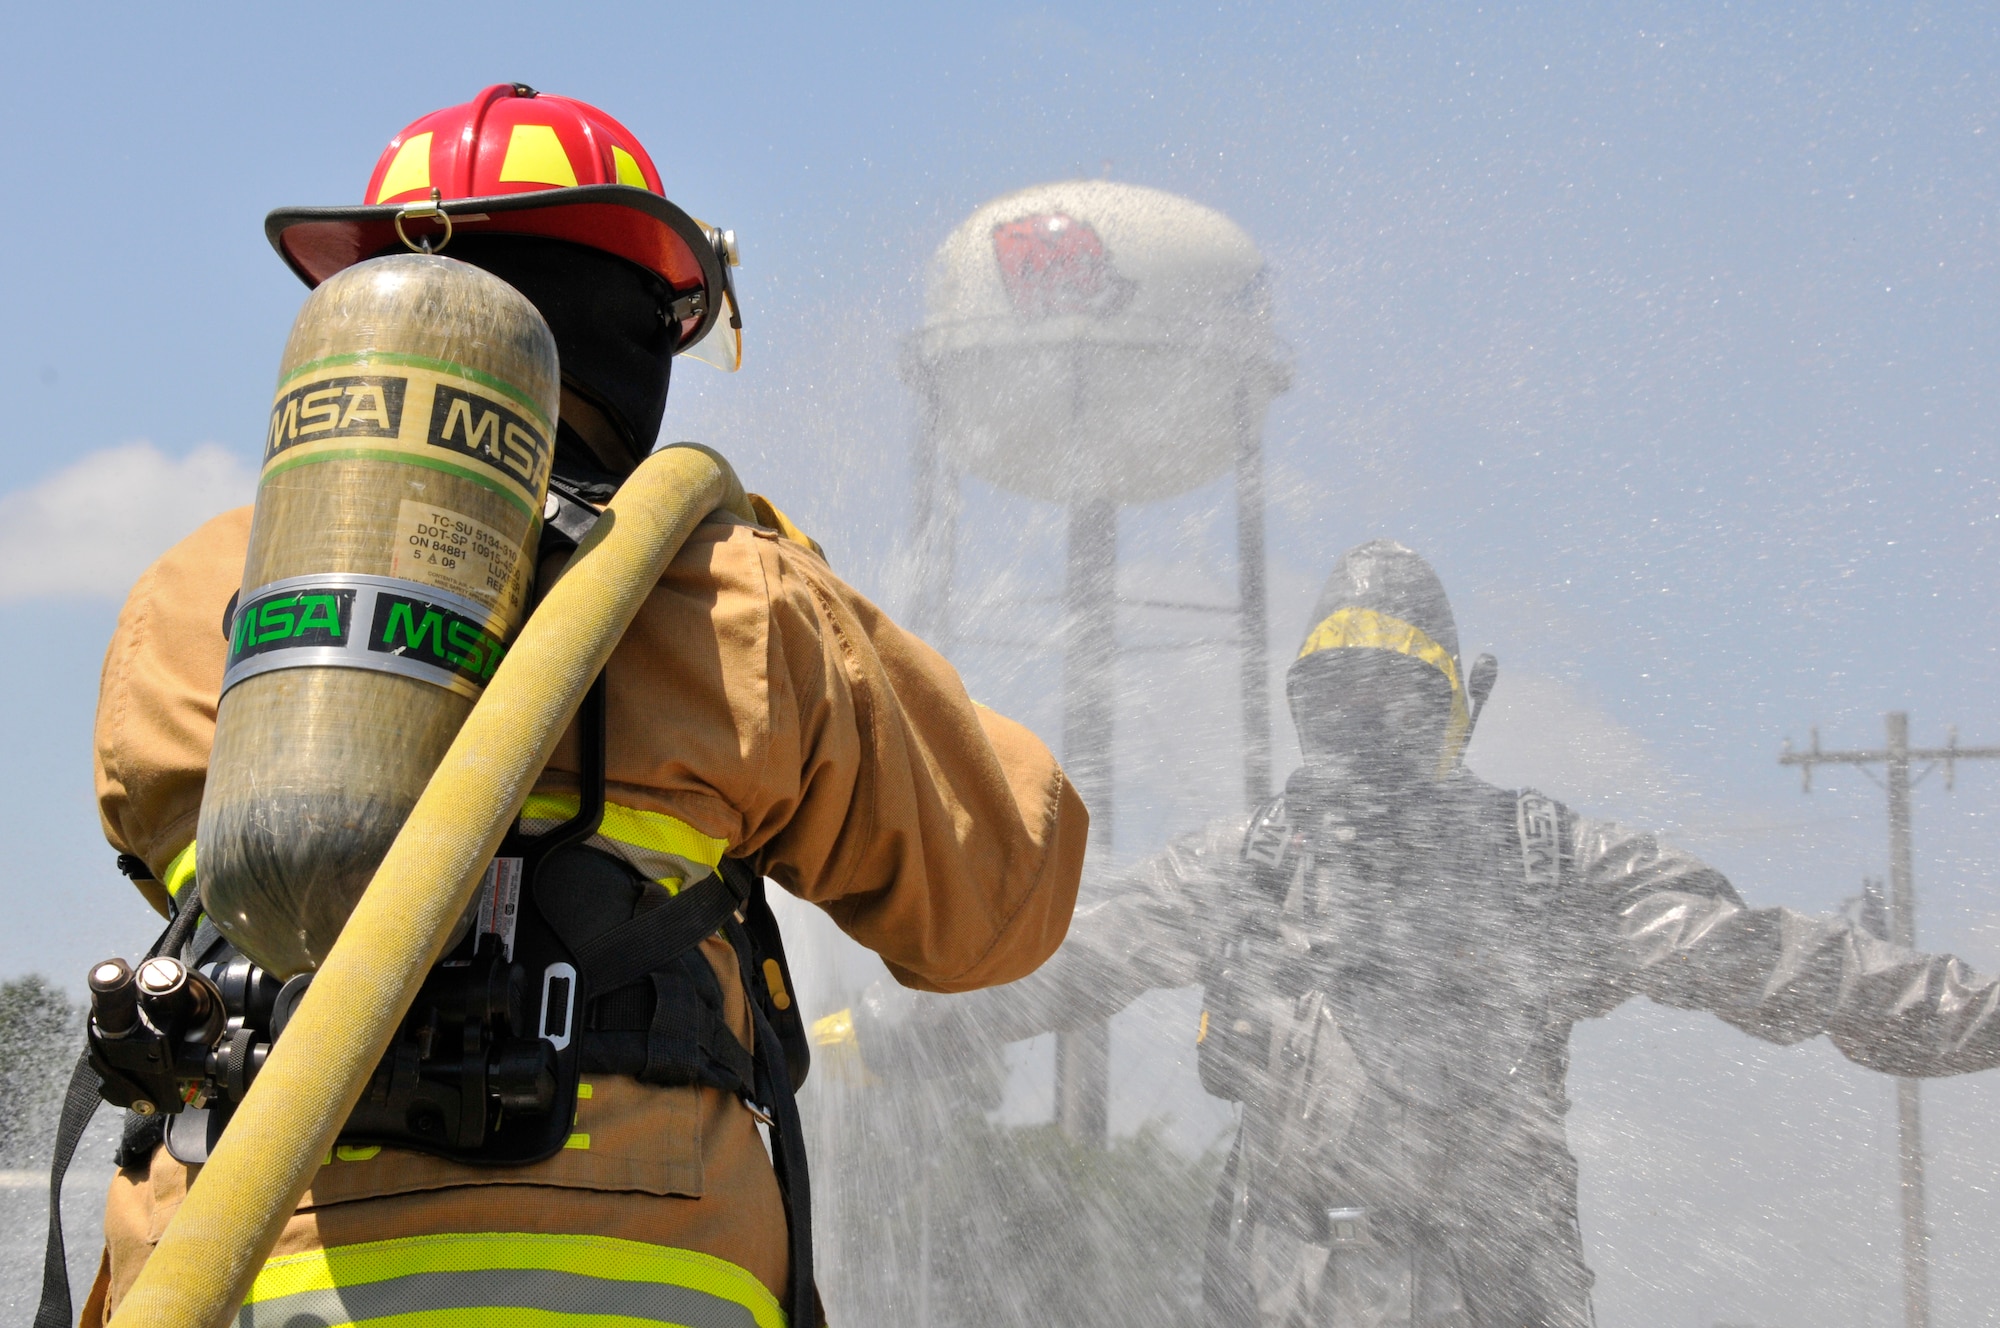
69 83 1086 1328
922 539 2000 1328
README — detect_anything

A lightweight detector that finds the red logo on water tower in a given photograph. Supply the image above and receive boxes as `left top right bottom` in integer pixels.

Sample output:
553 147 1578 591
991 213 1134 319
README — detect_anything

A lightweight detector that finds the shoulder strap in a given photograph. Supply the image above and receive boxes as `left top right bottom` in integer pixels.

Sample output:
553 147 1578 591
724 862 811 1093
33 1053 102 1328
37 895 202 1328
540 486 602 554
539 867 749 996
723 914 819 1327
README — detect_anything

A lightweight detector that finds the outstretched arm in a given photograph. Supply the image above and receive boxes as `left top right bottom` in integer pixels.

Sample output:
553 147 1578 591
925 817 1248 1044
1581 817 2000 1076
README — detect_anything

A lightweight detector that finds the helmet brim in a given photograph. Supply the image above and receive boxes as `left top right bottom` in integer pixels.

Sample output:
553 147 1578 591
266 184 728 355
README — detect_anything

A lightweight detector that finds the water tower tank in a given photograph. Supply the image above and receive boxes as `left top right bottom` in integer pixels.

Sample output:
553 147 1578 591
908 180 1287 506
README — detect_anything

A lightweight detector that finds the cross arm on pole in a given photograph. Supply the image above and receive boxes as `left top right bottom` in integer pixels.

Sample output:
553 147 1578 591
1781 738 2000 793
1780 726 1892 791
1779 747 1893 765
1909 732 2000 793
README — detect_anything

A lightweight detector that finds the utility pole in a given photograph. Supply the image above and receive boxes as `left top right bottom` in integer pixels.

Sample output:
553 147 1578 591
1779 712 2000 1328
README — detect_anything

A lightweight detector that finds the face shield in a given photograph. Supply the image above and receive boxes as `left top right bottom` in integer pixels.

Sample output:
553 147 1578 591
1287 606 1471 785
678 224 743 373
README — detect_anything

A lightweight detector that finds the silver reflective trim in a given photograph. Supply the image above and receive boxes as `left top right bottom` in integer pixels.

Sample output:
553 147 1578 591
221 571 512 700
237 1267 764 1328
222 645 474 694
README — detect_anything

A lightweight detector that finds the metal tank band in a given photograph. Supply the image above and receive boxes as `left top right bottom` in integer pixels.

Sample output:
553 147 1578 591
222 573 515 701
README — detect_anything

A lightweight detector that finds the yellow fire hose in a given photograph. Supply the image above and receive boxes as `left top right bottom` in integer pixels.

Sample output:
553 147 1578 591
108 444 753 1328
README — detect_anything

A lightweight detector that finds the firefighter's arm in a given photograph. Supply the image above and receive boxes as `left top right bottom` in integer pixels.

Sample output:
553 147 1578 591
1586 818 2000 1075
928 817 1246 1044
95 507 252 916
584 522 1088 994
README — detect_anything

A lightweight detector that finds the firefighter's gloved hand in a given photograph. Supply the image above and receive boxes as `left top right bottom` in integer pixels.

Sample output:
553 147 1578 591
812 985 1005 1108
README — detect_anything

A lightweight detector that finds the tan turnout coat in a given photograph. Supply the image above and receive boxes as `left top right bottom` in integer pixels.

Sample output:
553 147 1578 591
84 501 1087 1322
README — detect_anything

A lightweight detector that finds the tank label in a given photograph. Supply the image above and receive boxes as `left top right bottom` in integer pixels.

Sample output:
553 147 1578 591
228 586 358 664
222 573 514 701
266 376 409 454
367 590 510 685
263 357 553 517
392 500 532 619
424 383 552 499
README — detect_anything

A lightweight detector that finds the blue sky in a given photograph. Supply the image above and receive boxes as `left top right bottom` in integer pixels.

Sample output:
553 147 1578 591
3 5 1999 1322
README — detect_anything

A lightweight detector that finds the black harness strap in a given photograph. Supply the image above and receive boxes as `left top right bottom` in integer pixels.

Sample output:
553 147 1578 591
542 486 603 550
34 1054 105 1328
567 870 748 994
726 912 817 1328
578 946 757 1096
38 896 203 1328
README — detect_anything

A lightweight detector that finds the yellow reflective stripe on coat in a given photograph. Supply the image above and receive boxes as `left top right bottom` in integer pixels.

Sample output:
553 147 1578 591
1294 605 1472 776
521 793 730 895
161 840 197 902
237 1231 785 1328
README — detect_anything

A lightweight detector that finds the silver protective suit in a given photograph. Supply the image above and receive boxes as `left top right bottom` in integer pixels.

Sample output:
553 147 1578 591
945 767 2000 1328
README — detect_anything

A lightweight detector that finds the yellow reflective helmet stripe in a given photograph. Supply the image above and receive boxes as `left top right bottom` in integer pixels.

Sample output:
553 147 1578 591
373 132 433 203
1294 605 1472 776
161 840 197 903
497 123 579 188
611 144 649 189
240 1230 784 1328
1296 605 1460 688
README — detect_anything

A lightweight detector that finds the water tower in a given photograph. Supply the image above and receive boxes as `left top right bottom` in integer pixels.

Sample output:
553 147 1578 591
902 181 1288 1143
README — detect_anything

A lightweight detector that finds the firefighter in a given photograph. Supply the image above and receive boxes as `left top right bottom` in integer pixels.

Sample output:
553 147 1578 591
899 538 2000 1328
81 84 1086 1327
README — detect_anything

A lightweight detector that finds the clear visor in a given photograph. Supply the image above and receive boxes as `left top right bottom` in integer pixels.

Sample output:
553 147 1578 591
680 285 743 372
679 219 743 372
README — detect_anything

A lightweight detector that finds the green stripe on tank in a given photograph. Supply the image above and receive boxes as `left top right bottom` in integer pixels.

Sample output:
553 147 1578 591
258 448 538 520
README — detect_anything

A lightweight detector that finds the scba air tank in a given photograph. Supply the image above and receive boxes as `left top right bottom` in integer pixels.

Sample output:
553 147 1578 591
198 253 559 978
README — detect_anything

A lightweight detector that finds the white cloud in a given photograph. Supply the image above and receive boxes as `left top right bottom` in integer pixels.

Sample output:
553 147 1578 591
0 442 255 603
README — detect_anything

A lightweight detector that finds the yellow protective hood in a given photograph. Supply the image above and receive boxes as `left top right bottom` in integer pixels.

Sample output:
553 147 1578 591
1294 605 1471 776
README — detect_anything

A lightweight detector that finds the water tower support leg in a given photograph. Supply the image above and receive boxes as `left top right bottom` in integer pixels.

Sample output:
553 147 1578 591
1057 499 1115 1146
1234 394 1272 810
908 412 960 651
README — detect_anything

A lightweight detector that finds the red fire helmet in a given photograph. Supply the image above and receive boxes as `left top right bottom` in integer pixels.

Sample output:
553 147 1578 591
266 83 741 369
